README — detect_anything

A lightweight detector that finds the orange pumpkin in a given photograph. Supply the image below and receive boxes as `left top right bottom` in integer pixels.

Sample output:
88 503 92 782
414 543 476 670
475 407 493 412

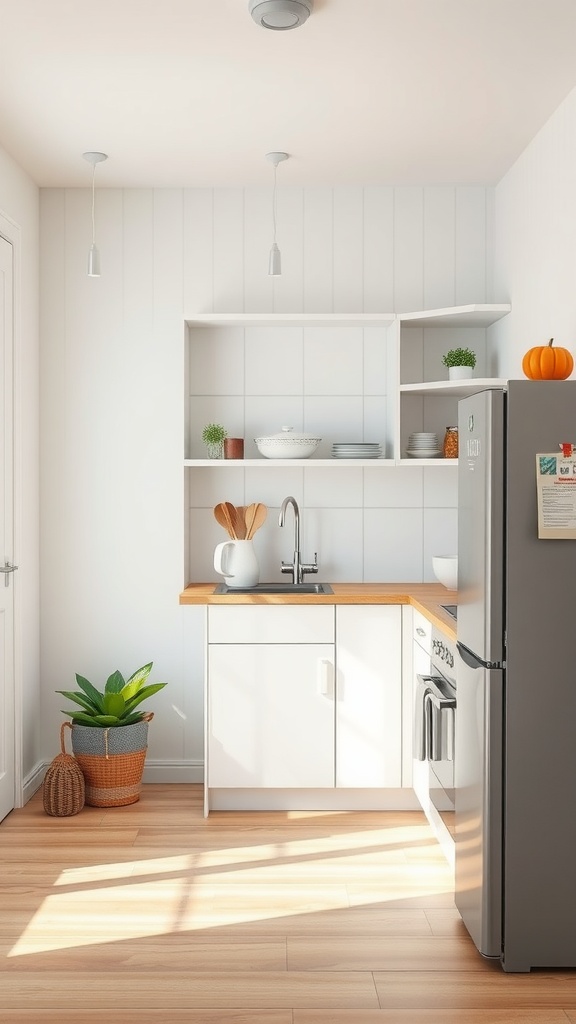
522 338 574 380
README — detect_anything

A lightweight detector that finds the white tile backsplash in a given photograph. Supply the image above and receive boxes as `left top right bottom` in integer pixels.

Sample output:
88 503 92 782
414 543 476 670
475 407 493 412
363 397 389 451
304 327 364 395
190 466 246 507
363 326 389 394
424 465 459 506
424 507 458 581
304 467 364 507
304 396 364 454
245 326 304 395
188 325 245 394
306 507 364 581
244 466 304 508
364 466 423 507
364 508 423 582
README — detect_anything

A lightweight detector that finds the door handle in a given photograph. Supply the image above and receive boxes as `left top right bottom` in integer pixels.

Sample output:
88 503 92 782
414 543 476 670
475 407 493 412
0 560 18 587
317 658 333 697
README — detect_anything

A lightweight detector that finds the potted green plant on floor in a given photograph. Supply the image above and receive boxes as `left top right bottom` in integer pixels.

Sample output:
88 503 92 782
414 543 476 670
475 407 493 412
202 422 227 459
442 346 477 380
57 662 167 807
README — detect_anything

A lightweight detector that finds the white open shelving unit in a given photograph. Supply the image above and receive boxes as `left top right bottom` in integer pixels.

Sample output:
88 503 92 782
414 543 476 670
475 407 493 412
185 303 511 468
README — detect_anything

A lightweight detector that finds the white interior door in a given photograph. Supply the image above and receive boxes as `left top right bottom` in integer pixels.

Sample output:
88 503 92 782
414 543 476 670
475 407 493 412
0 234 15 822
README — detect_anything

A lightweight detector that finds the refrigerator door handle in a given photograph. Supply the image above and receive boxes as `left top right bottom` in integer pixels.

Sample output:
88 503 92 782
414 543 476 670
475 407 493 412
457 641 489 670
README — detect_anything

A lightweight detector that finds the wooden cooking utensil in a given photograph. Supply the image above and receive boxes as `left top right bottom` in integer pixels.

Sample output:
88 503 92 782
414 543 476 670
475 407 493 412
214 502 236 539
233 505 246 539
246 502 267 540
243 503 257 540
223 501 239 539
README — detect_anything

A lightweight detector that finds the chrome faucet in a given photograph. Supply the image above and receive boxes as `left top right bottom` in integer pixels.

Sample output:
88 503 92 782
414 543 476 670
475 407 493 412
278 495 318 584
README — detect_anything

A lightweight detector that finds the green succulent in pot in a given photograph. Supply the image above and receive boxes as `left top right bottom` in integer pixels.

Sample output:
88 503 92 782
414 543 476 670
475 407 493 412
441 346 476 369
58 662 167 728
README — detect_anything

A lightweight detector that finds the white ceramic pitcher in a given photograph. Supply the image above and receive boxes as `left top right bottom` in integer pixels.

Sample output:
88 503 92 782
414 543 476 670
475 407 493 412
214 539 260 588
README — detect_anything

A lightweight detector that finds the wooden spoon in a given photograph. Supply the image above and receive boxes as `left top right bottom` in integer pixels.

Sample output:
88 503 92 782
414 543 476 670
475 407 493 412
223 501 239 539
243 503 257 540
214 502 236 539
233 505 246 539
246 502 267 540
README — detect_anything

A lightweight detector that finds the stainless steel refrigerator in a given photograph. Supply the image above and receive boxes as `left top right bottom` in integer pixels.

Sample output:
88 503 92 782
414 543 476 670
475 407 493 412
456 379 576 973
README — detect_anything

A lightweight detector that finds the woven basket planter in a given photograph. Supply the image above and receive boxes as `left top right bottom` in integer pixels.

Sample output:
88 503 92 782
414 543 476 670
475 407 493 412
70 713 152 807
43 722 85 816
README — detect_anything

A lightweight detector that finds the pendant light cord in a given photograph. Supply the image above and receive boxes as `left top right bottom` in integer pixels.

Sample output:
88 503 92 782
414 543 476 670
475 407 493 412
91 164 96 246
271 161 278 245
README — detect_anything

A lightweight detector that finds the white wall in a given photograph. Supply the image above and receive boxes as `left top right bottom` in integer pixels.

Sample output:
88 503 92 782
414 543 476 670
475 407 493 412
39 183 491 776
491 85 576 376
0 145 40 795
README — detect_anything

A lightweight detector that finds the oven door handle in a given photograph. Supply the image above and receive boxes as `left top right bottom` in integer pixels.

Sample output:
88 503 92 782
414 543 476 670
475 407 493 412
425 687 456 761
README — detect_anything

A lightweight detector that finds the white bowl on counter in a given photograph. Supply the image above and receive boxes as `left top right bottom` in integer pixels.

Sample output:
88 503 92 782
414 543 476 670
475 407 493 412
255 426 321 459
432 554 458 590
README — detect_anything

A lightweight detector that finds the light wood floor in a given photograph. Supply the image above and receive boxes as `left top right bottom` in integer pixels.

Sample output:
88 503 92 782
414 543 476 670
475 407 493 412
1 784 575 1024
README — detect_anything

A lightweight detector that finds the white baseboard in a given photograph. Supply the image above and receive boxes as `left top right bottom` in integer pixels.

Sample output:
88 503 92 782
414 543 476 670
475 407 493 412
23 758 204 804
21 761 46 805
142 760 204 784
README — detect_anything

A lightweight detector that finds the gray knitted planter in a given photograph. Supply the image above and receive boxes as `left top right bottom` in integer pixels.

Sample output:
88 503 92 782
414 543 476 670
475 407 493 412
71 719 150 756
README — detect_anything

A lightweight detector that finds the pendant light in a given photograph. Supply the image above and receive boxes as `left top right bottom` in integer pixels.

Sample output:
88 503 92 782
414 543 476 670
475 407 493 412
266 152 288 276
249 0 312 30
82 151 108 277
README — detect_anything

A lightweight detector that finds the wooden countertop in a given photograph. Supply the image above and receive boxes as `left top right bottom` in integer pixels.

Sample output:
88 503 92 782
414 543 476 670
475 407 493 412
179 582 457 639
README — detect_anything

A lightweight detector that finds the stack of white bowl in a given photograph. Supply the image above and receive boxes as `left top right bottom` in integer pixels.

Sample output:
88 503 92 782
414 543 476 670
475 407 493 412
406 432 441 458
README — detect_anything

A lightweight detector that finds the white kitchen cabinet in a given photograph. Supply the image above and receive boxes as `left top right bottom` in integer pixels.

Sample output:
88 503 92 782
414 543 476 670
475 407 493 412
206 603 404 804
335 605 402 787
207 605 335 789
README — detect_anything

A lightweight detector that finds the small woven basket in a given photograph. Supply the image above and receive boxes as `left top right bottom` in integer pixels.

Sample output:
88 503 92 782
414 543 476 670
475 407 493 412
43 722 85 816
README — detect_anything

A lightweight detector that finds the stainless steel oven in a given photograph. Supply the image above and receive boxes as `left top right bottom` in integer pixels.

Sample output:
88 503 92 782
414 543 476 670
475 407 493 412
413 612 457 865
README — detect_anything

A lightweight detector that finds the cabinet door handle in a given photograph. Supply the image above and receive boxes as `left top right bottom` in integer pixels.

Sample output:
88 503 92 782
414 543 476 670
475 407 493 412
317 659 333 697
416 627 426 637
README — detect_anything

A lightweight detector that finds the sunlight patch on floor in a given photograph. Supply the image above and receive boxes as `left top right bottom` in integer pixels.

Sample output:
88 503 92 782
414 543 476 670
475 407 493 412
8 824 452 957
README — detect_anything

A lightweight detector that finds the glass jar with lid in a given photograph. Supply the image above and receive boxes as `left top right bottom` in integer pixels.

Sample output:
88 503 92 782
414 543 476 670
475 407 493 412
443 426 459 459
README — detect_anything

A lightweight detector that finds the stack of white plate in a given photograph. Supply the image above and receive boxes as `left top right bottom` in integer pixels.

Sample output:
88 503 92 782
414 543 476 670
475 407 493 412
406 432 441 458
331 442 382 459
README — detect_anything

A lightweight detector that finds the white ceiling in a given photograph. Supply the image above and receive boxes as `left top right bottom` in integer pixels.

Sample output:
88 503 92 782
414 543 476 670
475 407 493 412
1 0 576 189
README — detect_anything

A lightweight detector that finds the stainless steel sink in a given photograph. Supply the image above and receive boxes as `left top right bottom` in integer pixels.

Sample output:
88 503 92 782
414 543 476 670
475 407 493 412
213 582 334 595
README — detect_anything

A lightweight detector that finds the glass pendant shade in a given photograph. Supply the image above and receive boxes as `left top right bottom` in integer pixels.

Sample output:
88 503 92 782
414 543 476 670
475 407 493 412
87 243 101 278
268 242 281 276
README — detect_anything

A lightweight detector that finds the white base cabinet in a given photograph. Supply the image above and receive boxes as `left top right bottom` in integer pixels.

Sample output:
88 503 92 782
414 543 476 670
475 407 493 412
335 605 402 788
206 603 405 810
208 642 335 788
207 605 335 791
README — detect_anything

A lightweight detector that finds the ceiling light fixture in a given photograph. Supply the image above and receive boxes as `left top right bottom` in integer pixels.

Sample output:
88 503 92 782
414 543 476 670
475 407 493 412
82 151 108 277
249 0 312 31
266 152 288 276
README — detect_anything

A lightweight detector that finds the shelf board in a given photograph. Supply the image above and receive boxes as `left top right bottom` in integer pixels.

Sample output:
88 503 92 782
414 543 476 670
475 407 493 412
400 377 507 397
185 313 396 328
184 458 457 468
396 458 458 467
398 303 511 328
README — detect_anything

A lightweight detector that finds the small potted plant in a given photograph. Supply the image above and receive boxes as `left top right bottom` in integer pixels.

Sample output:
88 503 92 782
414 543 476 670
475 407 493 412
57 662 167 806
442 346 477 380
202 422 227 459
